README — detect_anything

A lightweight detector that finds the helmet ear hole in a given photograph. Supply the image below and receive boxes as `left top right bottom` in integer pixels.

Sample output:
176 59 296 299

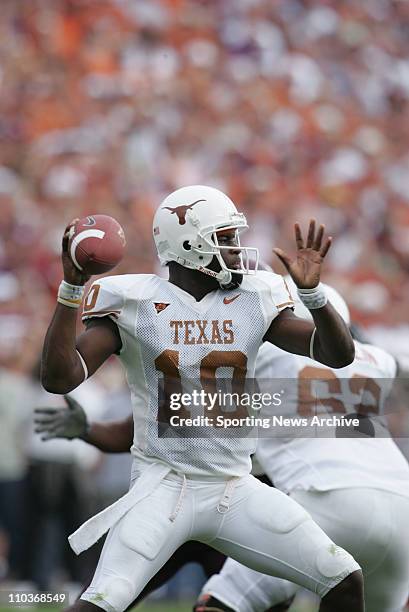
183 241 191 251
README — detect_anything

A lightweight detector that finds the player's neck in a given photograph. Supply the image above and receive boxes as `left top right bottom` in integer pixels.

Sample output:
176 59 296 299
168 262 219 302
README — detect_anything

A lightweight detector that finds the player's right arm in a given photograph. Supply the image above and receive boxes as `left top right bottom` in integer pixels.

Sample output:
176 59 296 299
41 222 122 394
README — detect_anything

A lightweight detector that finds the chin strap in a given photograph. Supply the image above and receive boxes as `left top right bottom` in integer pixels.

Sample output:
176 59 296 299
219 276 242 290
175 256 233 285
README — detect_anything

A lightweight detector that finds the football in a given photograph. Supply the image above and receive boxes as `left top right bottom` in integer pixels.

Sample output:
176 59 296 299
68 214 126 275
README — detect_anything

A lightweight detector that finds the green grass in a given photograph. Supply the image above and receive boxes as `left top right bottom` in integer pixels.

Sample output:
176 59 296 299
0 598 318 611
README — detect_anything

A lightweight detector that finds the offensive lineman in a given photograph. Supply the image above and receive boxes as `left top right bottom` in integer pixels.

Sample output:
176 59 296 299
195 283 409 612
41 186 363 611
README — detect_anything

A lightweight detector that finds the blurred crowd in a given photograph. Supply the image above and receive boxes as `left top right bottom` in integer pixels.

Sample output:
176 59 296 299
1 0 409 596
0 357 134 589
1 0 409 373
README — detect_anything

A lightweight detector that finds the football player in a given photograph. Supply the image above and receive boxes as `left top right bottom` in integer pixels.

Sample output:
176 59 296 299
195 282 409 612
41 186 363 612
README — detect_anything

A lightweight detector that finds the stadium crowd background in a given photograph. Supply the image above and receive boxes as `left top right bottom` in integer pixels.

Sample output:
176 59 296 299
1 0 409 604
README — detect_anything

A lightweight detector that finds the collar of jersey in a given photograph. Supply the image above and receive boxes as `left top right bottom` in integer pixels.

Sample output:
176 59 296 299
165 280 220 314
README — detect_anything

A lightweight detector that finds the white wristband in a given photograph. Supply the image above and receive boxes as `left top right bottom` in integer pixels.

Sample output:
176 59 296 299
57 280 85 309
297 283 327 310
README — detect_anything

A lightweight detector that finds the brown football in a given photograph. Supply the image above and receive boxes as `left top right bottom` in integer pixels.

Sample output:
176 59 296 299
68 214 126 275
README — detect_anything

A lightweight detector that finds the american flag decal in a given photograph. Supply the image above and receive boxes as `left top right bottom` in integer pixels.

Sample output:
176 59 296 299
154 302 170 314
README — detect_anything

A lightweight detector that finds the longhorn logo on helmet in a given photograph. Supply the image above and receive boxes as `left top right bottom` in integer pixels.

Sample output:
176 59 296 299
164 199 205 225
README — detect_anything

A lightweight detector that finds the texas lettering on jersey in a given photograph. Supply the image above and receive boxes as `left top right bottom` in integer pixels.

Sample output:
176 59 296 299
81 272 293 477
170 320 234 345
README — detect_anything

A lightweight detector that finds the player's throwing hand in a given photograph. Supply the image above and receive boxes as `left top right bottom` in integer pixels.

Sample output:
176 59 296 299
62 219 91 286
273 219 332 289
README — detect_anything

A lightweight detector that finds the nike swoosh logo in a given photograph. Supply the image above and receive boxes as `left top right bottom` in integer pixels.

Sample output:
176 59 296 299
223 294 240 305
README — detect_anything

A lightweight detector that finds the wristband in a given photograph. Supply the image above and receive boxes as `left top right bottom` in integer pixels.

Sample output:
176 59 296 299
57 280 85 309
297 283 327 310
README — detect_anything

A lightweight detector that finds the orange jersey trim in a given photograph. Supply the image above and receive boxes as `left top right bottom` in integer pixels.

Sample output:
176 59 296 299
276 301 294 309
82 310 120 319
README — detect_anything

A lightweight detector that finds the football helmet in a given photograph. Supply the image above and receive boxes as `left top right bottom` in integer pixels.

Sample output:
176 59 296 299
153 185 259 287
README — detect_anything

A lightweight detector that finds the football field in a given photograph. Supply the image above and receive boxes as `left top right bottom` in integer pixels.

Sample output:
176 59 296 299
0 596 317 612
0 595 325 612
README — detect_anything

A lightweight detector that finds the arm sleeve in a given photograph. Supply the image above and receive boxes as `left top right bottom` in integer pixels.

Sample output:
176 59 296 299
81 278 124 324
257 271 295 332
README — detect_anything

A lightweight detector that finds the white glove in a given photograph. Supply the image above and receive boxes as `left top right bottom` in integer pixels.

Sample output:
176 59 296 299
34 395 88 440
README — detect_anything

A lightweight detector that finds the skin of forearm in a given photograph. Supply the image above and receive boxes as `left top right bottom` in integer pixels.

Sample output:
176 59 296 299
41 304 84 394
80 419 133 453
264 307 354 368
311 303 355 368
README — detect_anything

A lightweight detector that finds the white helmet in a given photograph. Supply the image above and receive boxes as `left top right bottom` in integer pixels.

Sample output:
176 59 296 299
153 185 259 286
285 276 350 324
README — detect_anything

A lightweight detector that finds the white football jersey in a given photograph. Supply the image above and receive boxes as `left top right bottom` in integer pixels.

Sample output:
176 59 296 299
82 271 293 477
255 340 409 497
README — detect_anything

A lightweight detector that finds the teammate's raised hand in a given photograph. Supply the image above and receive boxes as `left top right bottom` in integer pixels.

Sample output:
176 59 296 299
34 395 88 440
62 219 91 286
273 219 332 289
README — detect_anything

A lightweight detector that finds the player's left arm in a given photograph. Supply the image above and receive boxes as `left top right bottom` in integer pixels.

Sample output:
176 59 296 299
264 220 355 368
34 395 134 453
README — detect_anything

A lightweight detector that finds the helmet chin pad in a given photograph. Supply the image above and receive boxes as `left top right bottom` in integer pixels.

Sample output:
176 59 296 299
219 271 243 290
206 254 244 290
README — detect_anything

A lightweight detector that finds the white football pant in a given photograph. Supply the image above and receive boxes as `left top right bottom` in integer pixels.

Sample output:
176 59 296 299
81 472 359 611
204 488 409 612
